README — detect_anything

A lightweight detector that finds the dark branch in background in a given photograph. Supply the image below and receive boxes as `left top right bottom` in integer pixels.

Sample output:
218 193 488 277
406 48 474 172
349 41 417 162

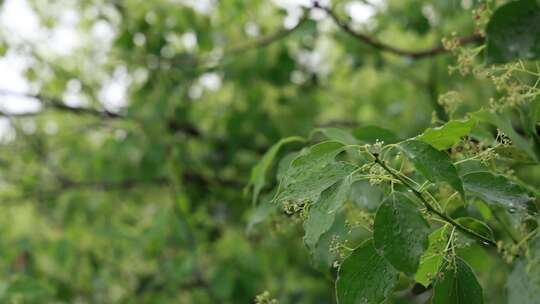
313 2 484 60
224 14 310 57
428 61 448 122
166 121 201 137
56 171 243 191
0 89 203 137
0 90 253 189
0 90 121 118
162 12 310 73
317 120 360 128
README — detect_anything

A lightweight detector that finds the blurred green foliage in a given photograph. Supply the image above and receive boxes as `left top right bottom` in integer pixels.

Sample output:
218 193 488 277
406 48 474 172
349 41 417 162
0 0 538 303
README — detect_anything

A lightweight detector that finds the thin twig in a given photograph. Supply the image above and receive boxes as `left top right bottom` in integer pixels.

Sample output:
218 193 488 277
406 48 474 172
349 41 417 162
57 172 243 191
0 90 121 118
0 89 204 137
315 3 484 60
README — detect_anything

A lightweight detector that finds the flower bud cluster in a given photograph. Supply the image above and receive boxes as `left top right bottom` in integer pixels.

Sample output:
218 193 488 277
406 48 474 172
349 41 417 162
255 291 278 304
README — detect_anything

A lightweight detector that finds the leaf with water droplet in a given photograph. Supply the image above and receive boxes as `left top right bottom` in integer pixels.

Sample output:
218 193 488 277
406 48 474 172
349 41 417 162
353 126 400 144
304 178 352 251
336 239 398 304
485 0 540 64
455 217 495 243
432 258 484 304
246 190 276 234
398 140 464 196
462 172 533 212
506 235 540 304
350 180 384 211
311 127 359 145
416 118 476 150
472 110 538 161
248 136 304 204
275 141 357 205
374 192 430 275
415 226 448 287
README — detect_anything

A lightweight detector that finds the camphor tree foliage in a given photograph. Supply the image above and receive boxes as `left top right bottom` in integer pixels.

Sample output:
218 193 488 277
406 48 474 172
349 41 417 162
249 0 540 303
0 0 539 303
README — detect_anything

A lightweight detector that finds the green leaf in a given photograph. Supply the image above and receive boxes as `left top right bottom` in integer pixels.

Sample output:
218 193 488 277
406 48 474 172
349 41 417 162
520 100 540 160
398 140 464 196
493 146 536 164
485 0 540 64
246 191 276 234
415 227 448 287
472 110 537 161
311 128 359 145
350 180 384 211
455 159 488 177
275 141 357 205
506 236 540 304
432 258 484 304
491 204 522 241
248 136 304 204
304 178 352 250
336 239 398 304
507 259 540 304
373 192 430 275
311 214 349 269
462 172 533 211
353 126 400 144
455 217 495 242
456 243 493 274
276 152 299 182
416 118 476 150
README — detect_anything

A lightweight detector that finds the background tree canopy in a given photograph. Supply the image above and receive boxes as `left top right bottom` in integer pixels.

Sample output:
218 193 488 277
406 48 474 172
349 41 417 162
0 0 539 303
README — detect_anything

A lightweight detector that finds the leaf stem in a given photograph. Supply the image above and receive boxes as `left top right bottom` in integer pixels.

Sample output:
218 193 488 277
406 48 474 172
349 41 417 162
373 155 498 248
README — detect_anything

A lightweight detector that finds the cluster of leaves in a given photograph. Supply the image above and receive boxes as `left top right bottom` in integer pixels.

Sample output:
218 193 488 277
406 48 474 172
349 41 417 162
0 0 539 303
249 1 540 303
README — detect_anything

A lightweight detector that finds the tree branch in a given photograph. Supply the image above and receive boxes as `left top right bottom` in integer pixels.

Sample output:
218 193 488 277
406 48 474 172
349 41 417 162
161 13 310 73
56 172 243 191
224 14 310 57
0 89 204 137
315 3 484 60
0 90 121 118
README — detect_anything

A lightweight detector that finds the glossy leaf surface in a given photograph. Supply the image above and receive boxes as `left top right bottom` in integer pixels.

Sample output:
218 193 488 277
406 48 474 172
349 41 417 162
336 240 398 304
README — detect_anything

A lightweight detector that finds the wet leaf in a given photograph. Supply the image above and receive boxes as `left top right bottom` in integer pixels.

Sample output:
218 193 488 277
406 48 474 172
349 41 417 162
455 217 495 242
506 235 540 304
415 227 448 287
432 258 484 304
462 172 533 212
485 0 540 64
336 239 398 304
373 192 430 275
311 128 359 145
304 178 352 250
248 136 304 204
275 141 357 205
398 140 464 196
416 119 475 150
353 126 400 144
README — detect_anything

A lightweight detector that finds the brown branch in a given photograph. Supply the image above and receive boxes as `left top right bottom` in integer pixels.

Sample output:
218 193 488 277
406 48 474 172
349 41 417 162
0 89 204 138
0 90 121 118
161 13 310 73
224 14 309 57
56 172 243 191
315 3 484 59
